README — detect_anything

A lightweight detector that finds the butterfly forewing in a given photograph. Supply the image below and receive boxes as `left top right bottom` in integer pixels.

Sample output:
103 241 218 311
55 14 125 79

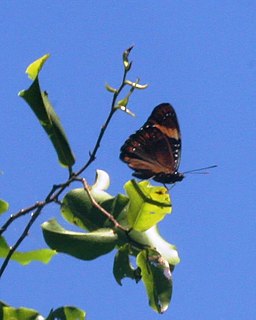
147 103 181 141
120 103 184 184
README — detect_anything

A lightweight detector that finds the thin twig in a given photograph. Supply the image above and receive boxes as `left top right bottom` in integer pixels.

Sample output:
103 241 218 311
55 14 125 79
80 178 128 232
0 207 43 278
75 67 129 177
0 202 43 236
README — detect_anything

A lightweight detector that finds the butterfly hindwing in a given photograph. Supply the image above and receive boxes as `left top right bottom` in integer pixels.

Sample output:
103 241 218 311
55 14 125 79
120 103 184 184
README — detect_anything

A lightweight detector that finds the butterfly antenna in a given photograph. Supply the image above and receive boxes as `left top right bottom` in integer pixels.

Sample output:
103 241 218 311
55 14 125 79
163 182 177 191
183 165 217 175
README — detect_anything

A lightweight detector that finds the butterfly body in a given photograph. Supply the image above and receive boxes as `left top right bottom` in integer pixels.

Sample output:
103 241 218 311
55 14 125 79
120 103 184 184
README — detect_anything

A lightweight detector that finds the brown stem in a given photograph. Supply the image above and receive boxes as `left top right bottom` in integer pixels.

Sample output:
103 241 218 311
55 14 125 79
80 178 128 232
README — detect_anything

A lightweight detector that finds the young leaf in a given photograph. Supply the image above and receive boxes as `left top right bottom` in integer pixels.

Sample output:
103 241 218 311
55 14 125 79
122 45 134 71
0 199 9 215
137 249 172 314
124 80 149 90
124 180 171 231
105 82 117 93
92 169 110 191
0 236 56 265
19 61 75 168
25 53 50 80
42 219 118 260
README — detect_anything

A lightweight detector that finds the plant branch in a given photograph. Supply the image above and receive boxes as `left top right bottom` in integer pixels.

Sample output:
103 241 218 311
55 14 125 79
0 181 73 278
0 52 131 236
0 207 43 278
0 46 137 278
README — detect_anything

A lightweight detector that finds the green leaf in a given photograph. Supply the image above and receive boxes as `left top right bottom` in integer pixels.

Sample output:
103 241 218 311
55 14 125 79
61 186 129 231
137 249 173 314
103 194 129 227
19 76 75 168
61 188 112 231
42 219 118 260
61 171 113 230
0 301 40 320
0 236 56 265
0 199 9 215
25 53 50 80
113 244 140 285
0 301 86 320
129 225 180 265
46 306 86 320
124 180 171 231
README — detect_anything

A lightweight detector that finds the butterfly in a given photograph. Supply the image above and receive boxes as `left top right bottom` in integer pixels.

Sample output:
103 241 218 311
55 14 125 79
120 103 184 184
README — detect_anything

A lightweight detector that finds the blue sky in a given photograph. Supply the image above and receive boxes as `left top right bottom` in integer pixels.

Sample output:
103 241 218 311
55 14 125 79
1 2 256 319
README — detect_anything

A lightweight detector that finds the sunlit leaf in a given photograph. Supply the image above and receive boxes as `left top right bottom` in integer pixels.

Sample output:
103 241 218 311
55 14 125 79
124 180 171 231
0 301 40 320
129 225 180 265
137 249 172 314
19 70 75 168
0 236 56 265
42 219 118 260
0 199 9 215
25 53 50 80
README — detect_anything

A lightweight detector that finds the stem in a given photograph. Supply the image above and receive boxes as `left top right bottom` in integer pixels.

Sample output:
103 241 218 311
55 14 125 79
80 178 128 232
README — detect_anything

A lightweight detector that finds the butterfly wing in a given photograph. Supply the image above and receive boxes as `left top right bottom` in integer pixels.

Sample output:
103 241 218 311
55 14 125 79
120 103 183 183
